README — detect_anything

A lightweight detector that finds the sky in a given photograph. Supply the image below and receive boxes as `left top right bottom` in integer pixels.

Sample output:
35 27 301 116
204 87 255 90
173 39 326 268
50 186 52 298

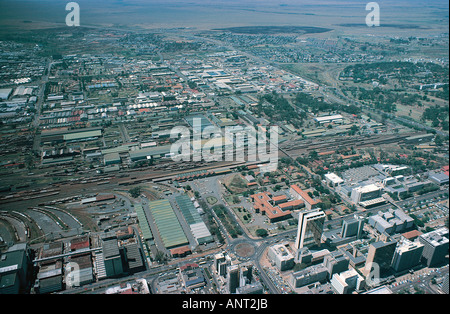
0 0 447 30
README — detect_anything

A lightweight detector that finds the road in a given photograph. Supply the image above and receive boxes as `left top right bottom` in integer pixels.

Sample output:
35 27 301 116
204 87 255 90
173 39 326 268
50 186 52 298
389 265 449 294
32 59 52 152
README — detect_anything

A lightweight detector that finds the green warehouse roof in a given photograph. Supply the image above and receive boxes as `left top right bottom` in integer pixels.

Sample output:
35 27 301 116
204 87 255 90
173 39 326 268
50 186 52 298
175 195 213 244
148 199 188 249
175 194 202 225
63 130 102 141
134 204 153 241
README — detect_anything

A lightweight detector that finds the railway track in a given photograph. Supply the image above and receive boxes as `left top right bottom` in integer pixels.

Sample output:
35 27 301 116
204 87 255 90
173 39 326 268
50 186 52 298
280 132 416 156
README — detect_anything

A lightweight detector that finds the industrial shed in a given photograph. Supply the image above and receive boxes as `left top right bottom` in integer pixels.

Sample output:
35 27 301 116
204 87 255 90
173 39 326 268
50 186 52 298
129 145 172 162
148 199 189 249
40 127 102 144
174 195 213 245
134 204 153 241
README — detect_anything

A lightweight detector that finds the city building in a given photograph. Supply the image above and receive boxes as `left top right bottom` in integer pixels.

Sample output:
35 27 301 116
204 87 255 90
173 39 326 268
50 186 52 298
442 274 449 294
267 243 295 271
236 282 264 294
174 194 213 245
418 228 449 267
34 261 63 294
67 253 94 287
363 240 397 278
290 185 320 210
250 191 302 223
226 265 240 293
129 145 173 162
0 243 33 294
0 88 12 100
290 264 328 289
314 114 344 125
123 243 146 274
239 263 253 287
363 285 393 294
324 173 344 188
341 215 365 239
214 252 231 277
429 172 449 186
391 240 424 273
324 251 350 279
226 262 255 294
368 209 414 235
180 263 205 291
351 184 382 204
294 209 326 250
101 234 124 278
322 216 364 249
330 268 365 294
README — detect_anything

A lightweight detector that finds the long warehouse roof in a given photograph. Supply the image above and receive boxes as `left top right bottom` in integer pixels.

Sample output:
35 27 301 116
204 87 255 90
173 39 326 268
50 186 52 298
134 204 153 241
174 195 213 244
148 199 188 249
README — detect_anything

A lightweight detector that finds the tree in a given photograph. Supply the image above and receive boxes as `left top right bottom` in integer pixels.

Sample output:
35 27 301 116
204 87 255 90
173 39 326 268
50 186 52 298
128 186 141 198
155 250 168 264
309 150 318 159
255 229 268 237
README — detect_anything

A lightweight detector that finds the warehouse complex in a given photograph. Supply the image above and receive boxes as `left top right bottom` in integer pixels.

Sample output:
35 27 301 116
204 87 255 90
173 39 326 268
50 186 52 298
148 199 189 250
174 195 214 245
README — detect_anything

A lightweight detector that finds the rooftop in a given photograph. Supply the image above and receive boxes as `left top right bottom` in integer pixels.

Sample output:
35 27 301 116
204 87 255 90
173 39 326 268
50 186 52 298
148 199 189 249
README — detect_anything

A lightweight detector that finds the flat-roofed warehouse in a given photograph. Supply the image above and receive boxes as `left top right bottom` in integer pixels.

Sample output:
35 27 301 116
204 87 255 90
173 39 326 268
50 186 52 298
314 114 344 124
174 194 213 245
148 199 189 249
40 127 103 144
104 152 121 166
129 145 172 162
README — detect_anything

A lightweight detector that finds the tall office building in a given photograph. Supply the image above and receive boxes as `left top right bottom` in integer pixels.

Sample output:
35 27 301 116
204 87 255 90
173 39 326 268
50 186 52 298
418 228 449 267
391 240 424 273
364 240 397 278
294 209 326 250
214 252 231 277
214 253 226 271
102 234 124 278
226 265 240 294
341 215 365 239
324 251 350 279
239 263 253 287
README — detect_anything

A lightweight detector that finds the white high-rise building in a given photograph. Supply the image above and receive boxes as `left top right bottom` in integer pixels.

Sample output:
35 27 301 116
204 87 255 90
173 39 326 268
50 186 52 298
295 209 326 250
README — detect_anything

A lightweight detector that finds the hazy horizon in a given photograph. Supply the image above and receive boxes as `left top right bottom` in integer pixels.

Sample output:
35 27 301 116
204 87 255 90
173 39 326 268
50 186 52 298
0 0 448 32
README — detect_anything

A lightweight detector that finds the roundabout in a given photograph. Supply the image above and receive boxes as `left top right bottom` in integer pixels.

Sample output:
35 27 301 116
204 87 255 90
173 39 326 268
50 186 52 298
232 240 258 259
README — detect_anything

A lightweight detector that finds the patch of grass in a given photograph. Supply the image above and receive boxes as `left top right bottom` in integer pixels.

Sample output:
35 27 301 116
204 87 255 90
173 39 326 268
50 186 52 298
206 196 218 205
